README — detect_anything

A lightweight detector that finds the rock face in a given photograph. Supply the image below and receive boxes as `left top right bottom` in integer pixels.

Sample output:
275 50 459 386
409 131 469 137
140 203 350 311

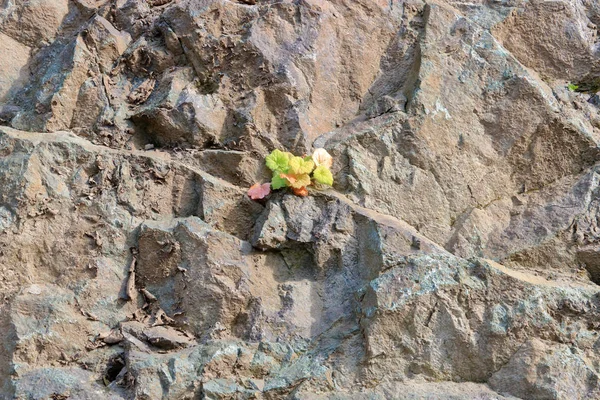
1 0 600 399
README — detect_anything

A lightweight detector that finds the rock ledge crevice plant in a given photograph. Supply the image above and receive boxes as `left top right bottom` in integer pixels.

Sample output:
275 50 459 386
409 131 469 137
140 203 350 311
248 148 334 199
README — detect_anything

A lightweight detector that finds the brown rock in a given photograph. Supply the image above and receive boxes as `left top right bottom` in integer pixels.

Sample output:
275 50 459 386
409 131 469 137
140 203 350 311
3 0 600 398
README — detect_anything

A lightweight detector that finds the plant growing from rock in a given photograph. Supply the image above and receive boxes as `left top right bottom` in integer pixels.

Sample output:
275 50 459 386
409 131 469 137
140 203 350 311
247 148 334 199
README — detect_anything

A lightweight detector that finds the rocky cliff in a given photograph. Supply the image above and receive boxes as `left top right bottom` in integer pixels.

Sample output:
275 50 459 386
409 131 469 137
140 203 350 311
1 0 600 399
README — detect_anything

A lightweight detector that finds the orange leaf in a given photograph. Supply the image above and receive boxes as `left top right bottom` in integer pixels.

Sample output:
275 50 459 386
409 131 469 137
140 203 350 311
292 186 308 197
280 172 311 189
247 182 271 200
280 172 296 185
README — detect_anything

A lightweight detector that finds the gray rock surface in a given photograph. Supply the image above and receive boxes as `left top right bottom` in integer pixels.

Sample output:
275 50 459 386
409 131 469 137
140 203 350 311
2 0 600 399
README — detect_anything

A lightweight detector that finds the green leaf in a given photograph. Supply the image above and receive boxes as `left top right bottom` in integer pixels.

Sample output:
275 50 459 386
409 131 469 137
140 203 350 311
568 83 579 91
313 165 333 186
289 156 315 175
265 149 290 172
271 172 289 189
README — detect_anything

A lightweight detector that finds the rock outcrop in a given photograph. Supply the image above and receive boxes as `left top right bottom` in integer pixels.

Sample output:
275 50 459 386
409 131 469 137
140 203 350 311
1 0 600 399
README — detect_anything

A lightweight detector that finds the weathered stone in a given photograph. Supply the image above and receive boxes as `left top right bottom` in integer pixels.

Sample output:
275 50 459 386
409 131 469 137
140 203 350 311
82 16 131 74
298 381 518 399
3 0 600 398
489 338 600 400
0 33 30 102
491 0 600 81
131 67 229 148
14 367 126 400
0 0 70 47
360 255 600 385
70 75 113 129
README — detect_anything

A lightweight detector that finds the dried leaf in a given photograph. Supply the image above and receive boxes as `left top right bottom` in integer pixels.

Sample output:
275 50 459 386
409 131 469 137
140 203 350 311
141 288 157 302
126 270 136 301
292 187 309 196
121 255 137 301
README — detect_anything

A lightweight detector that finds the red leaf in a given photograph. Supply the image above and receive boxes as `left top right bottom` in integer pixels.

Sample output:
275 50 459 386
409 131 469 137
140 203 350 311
247 182 271 200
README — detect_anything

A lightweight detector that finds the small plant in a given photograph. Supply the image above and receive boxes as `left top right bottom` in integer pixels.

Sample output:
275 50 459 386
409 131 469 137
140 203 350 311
247 148 334 200
567 83 579 92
